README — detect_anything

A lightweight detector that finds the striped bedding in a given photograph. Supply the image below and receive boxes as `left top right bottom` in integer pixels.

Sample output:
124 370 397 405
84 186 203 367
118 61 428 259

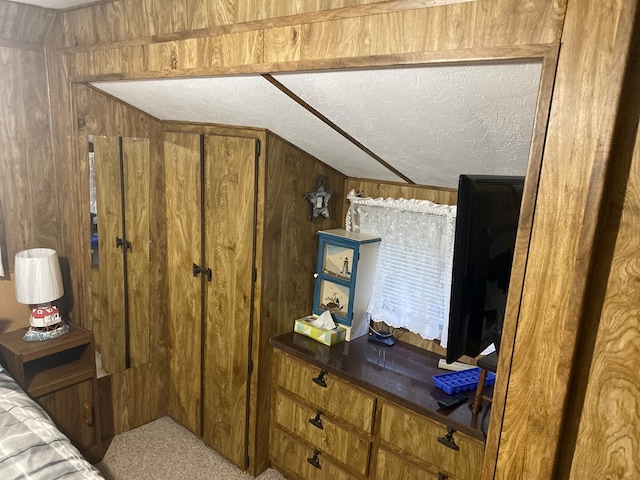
0 368 104 480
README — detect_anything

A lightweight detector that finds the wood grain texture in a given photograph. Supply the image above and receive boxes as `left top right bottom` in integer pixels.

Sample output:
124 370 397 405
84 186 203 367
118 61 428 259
250 133 346 473
270 426 356 480
0 0 55 46
373 446 463 480
481 44 559 479
273 390 371 476
378 401 484 480
0 46 62 273
99 358 166 436
122 137 150 368
58 0 564 80
201 134 257 467
93 135 126 374
55 0 476 50
274 350 375 435
489 1 640 478
164 132 202 435
562 21 640 478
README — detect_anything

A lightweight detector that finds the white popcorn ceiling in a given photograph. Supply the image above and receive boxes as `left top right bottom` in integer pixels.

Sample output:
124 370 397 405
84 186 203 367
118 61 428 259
92 60 542 188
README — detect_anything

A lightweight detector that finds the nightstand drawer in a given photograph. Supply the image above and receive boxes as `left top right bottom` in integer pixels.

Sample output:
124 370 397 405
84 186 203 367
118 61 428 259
271 426 360 480
377 401 483 480
274 350 375 434
273 390 370 476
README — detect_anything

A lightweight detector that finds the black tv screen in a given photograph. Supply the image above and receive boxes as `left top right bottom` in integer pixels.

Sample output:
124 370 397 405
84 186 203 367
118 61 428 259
446 174 524 364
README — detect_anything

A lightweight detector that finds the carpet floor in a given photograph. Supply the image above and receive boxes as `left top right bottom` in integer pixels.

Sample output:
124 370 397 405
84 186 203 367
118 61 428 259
95 416 287 480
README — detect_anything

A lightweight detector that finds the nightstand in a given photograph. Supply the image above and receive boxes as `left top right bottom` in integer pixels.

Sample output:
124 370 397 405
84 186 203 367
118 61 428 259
0 324 102 459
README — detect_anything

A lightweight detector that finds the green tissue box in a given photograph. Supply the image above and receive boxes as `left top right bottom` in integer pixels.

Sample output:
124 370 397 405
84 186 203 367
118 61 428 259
294 315 346 346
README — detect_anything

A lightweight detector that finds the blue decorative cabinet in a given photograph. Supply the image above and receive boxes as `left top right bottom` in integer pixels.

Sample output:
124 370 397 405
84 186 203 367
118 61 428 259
313 229 381 340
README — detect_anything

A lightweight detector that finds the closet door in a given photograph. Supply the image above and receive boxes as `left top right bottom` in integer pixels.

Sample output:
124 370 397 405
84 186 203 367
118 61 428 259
202 134 258 468
121 137 150 368
94 135 126 374
164 132 203 435
94 136 151 374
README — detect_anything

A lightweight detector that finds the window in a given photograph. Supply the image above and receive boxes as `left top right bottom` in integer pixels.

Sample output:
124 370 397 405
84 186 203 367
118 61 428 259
346 190 456 343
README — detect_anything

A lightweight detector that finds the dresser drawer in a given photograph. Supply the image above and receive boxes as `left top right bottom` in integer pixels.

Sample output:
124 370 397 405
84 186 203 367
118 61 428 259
274 351 375 434
377 401 484 480
372 445 463 480
271 426 360 480
273 390 370 476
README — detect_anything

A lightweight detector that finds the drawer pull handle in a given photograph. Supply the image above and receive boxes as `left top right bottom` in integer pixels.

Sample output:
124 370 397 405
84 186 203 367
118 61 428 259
307 449 321 469
312 370 328 388
437 427 459 451
309 411 324 430
438 472 449 480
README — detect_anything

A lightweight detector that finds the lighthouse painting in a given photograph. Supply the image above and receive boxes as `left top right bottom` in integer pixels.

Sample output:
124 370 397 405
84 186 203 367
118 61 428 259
322 244 353 280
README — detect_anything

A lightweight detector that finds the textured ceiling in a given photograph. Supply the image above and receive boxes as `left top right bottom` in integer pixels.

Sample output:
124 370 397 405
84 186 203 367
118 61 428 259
92 61 543 188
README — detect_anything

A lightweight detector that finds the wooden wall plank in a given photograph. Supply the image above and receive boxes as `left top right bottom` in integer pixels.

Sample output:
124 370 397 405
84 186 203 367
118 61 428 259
488 0 640 478
54 0 478 49
567 111 640 480
0 45 62 301
249 132 347 474
0 0 55 46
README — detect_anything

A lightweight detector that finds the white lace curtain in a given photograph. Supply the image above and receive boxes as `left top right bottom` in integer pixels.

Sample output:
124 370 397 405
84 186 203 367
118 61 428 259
346 190 456 343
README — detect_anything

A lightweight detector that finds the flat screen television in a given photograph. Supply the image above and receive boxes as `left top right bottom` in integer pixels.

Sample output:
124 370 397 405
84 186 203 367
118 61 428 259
446 174 525 364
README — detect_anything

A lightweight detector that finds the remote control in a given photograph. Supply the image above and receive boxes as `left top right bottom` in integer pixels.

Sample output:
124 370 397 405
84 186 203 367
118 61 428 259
437 393 468 409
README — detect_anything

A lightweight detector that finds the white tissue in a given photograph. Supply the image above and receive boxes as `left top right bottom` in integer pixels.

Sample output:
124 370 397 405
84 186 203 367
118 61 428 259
310 310 337 330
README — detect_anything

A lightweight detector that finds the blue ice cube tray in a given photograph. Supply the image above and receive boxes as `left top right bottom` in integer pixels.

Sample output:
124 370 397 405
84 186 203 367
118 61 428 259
432 368 496 394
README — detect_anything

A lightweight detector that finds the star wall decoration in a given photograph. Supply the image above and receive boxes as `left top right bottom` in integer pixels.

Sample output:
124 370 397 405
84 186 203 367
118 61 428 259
304 176 332 220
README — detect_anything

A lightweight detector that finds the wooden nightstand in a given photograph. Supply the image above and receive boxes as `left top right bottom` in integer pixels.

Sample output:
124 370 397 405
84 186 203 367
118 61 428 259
0 323 102 460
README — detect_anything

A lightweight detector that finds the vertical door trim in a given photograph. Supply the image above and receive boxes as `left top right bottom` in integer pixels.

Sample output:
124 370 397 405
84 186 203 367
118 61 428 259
198 133 206 438
118 136 131 370
243 137 260 470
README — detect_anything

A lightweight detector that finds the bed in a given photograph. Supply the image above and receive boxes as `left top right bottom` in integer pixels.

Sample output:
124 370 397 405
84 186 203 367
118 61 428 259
0 367 104 479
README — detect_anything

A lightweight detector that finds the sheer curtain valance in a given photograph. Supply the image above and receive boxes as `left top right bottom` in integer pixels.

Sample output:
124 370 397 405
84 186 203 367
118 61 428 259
346 190 456 344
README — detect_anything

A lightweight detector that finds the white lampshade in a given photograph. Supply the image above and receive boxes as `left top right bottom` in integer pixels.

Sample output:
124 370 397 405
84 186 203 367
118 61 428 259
14 248 64 305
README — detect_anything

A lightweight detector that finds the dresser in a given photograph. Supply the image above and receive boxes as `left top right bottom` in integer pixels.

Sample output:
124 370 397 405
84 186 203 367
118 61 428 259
269 333 488 480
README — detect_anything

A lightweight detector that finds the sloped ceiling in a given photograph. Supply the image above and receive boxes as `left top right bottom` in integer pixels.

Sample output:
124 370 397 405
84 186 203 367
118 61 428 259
93 61 543 188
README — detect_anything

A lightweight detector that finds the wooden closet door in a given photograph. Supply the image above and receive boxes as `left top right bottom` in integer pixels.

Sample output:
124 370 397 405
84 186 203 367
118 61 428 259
202 134 257 468
93 135 126 374
164 132 203 435
122 137 150 368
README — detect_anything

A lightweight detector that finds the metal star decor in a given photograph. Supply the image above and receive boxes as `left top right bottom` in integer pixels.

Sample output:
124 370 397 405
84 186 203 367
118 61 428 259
304 176 332 220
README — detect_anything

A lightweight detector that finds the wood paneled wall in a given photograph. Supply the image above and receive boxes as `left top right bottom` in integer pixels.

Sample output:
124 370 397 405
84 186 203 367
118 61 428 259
0 0 634 478
0 2 63 329
0 1 55 48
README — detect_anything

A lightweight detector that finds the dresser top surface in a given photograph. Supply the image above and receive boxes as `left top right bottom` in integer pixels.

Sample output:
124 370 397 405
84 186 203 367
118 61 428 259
271 332 491 441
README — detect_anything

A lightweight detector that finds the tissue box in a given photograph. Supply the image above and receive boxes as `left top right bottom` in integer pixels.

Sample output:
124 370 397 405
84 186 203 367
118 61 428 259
294 316 347 346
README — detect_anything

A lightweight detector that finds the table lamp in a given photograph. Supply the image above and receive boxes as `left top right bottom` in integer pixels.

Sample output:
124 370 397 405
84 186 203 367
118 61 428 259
14 248 69 341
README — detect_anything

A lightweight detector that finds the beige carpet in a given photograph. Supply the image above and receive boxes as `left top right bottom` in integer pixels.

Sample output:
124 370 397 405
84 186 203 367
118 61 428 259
96 416 286 480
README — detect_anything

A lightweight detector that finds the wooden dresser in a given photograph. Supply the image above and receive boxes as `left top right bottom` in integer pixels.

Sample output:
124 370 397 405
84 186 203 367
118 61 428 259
270 333 488 480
